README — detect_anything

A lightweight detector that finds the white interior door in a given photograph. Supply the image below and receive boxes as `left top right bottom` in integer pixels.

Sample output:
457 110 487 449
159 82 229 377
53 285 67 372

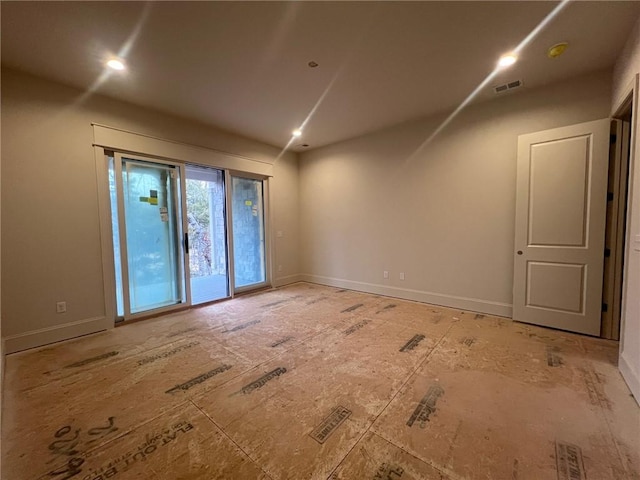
513 119 610 335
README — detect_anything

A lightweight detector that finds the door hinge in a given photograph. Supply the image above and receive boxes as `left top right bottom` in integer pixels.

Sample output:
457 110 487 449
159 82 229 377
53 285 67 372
602 302 608 313
607 192 614 201
605 248 611 258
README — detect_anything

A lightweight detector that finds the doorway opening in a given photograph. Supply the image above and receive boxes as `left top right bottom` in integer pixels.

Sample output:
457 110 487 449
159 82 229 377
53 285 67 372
602 105 633 339
231 175 268 291
185 165 229 305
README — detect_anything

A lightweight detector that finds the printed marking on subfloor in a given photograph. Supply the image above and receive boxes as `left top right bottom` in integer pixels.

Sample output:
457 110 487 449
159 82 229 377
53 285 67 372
306 296 328 305
241 367 287 394
262 295 303 308
512 458 519 479
262 299 287 308
344 319 371 335
309 406 351 444
376 304 397 314
579 365 612 410
165 364 232 394
555 441 586 480
45 417 119 479
407 385 444 428
79 421 194 480
459 336 476 347
137 342 199 366
227 319 261 332
546 347 564 367
373 463 404 479
270 336 293 348
399 334 425 352
64 351 119 369
167 327 199 338
342 303 364 313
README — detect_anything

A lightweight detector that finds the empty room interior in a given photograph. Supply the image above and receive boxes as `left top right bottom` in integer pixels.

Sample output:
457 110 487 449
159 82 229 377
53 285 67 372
2 1 640 479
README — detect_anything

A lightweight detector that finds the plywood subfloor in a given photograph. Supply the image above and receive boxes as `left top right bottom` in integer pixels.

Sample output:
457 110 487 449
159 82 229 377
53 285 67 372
3 283 639 479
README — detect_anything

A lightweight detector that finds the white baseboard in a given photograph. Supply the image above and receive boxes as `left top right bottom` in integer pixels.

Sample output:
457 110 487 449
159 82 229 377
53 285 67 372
2 316 112 354
273 274 304 288
299 274 513 317
619 352 640 405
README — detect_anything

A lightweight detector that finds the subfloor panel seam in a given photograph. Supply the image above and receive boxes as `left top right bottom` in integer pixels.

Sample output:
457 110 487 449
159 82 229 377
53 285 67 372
369 430 465 480
189 398 275 480
326 322 456 479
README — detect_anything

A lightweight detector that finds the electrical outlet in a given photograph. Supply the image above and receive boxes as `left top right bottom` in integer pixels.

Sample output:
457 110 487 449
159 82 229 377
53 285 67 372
400 272 405 281
383 271 389 279
56 301 67 313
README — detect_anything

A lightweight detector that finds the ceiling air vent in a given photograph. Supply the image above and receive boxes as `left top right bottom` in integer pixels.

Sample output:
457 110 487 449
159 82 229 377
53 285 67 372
493 79 523 94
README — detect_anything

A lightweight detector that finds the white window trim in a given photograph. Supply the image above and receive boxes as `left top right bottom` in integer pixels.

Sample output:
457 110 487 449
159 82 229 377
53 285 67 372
92 124 274 177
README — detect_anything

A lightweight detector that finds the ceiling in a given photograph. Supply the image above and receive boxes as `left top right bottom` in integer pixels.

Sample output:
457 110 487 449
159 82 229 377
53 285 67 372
2 1 639 151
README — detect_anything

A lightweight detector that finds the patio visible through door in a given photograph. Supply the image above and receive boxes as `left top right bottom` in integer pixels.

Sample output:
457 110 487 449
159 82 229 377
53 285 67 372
231 176 267 291
185 165 229 304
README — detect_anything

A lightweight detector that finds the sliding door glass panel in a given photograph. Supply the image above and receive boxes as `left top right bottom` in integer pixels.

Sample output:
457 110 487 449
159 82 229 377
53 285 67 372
122 159 183 313
185 165 229 304
107 156 124 317
232 176 266 289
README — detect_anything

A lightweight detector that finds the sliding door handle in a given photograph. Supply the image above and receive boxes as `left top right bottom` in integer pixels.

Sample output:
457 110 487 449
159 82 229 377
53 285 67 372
184 233 189 254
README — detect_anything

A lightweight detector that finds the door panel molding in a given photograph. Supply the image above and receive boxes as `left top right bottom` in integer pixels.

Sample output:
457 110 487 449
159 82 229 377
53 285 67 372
528 135 591 247
525 262 585 313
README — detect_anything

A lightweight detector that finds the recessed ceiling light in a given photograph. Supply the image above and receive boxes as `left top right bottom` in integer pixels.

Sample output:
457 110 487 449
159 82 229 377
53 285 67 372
498 54 517 68
107 58 125 71
292 129 302 137
308 61 319 68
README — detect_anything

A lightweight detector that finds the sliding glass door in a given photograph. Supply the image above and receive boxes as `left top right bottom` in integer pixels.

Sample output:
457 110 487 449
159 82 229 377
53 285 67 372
122 160 183 313
185 165 229 304
109 155 185 318
106 153 269 320
231 176 267 290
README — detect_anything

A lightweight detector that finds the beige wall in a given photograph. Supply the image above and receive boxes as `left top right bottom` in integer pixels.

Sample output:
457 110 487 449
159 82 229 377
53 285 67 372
299 70 611 316
612 14 640 401
270 151 300 284
1 68 299 351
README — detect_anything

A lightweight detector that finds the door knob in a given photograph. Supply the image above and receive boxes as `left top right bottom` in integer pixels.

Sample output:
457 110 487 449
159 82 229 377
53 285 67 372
517 250 523 255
